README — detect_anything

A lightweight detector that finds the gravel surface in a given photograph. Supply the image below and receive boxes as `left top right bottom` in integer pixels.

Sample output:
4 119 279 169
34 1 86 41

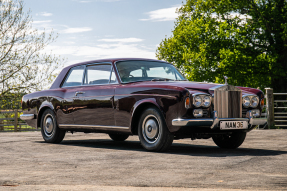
0 130 287 190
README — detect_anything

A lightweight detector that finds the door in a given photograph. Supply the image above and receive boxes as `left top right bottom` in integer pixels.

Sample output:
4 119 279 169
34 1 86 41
57 65 85 125
72 64 116 127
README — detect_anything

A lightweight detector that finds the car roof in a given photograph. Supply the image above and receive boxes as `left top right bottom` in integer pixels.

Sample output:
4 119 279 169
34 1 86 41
64 58 168 70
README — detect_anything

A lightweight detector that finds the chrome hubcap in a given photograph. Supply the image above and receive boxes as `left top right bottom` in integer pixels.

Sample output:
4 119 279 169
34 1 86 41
142 114 161 144
43 114 54 137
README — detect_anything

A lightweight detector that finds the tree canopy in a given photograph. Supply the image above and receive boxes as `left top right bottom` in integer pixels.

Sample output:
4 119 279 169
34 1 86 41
0 0 64 108
156 0 287 93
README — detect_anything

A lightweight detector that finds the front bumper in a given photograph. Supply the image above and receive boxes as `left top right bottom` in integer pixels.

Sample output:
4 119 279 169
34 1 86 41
172 111 267 129
20 114 35 120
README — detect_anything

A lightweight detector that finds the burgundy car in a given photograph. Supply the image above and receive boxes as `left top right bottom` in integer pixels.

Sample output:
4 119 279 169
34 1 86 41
20 58 267 151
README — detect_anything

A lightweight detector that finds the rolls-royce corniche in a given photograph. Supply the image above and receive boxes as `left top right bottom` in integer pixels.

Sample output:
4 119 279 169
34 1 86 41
20 58 267 151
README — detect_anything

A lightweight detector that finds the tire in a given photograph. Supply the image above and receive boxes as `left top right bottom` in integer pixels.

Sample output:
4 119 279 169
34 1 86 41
109 133 129 141
212 132 246 149
138 107 173 152
40 109 65 143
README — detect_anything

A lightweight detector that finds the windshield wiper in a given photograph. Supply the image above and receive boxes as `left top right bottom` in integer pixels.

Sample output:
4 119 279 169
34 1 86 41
151 78 175 81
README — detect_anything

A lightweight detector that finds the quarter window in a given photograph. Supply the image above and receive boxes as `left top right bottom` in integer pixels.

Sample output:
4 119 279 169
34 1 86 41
62 66 85 87
110 67 118 83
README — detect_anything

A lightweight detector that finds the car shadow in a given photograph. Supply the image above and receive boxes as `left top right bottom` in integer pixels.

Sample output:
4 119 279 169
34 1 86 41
37 138 287 157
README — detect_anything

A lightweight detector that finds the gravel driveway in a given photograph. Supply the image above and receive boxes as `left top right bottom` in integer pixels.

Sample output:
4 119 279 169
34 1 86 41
0 130 287 190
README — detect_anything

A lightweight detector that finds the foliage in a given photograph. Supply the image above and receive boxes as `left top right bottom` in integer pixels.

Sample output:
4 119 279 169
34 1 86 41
0 92 23 109
0 0 64 103
156 0 287 92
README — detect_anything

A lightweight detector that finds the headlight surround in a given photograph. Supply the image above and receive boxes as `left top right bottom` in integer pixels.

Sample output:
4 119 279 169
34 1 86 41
192 94 211 107
251 96 259 108
243 96 250 107
202 96 211 107
193 95 202 107
242 95 259 108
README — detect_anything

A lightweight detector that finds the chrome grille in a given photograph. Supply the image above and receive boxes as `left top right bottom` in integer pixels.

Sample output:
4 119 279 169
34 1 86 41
214 85 242 118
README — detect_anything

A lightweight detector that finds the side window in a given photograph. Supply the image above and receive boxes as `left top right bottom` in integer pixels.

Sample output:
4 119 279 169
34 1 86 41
85 64 111 85
62 66 85 87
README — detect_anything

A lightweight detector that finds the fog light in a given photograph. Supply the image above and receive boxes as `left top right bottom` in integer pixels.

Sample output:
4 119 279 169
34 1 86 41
251 109 260 118
193 109 203 118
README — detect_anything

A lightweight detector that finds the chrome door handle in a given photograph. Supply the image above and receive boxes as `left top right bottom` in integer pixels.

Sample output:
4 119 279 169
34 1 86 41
75 91 85 96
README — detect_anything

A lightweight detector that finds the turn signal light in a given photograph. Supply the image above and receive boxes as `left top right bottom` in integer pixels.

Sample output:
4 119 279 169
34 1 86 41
185 97 190 109
260 98 264 108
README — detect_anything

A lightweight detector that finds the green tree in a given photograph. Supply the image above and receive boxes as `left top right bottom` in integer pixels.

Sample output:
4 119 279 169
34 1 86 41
156 0 287 92
0 0 64 108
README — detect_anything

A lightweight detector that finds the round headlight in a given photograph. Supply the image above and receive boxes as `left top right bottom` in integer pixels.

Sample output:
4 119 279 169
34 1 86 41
243 96 250 107
202 96 211 107
194 95 202 107
251 96 259 108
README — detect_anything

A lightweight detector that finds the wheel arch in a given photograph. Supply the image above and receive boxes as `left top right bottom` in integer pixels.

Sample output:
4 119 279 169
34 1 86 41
37 104 55 128
130 99 164 135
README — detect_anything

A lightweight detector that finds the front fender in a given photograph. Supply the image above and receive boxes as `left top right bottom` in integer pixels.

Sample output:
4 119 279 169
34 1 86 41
131 98 161 117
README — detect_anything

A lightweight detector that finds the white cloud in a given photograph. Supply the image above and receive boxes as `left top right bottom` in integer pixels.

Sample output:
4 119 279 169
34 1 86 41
43 42 155 61
140 5 180 22
40 12 53 17
61 27 92 34
33 20 52 24
98 38 144 43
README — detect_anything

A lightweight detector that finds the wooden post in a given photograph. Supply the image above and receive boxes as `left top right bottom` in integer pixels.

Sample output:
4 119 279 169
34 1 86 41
265 88 274 128
14 109 18 132
0 113 3 131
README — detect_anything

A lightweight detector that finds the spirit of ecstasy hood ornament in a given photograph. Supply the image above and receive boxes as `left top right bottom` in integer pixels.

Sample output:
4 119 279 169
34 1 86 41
223 76 228 85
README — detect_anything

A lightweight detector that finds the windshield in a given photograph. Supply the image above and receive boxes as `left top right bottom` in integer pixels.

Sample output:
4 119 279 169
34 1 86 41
116 60 186 83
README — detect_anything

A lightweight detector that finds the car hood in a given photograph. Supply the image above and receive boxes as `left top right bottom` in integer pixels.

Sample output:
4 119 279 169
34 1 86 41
128 81 262 96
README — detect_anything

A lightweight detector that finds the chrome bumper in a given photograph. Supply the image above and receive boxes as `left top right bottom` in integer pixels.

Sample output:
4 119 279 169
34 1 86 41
172 111 267 129
20 114 35 120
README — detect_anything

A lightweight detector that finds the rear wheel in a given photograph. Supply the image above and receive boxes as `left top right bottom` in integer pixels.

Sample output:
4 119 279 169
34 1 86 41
109 133 129 141
138 107 173 152
212 132 246 149
40 109 65 143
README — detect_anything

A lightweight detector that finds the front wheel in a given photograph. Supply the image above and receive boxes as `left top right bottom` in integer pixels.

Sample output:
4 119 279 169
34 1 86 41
40 109 65 143
212 132 246 149
138 107 173 152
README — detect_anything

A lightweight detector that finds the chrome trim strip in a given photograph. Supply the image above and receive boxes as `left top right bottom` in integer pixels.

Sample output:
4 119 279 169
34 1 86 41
208 85 224 91
172 112 267 128
20 114 35 120
172 118 213 126
58 124 129 130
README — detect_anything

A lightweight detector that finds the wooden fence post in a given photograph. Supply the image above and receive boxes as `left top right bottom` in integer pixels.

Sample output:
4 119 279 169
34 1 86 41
14 109 18 132
0 112 3 131
265 88 274 128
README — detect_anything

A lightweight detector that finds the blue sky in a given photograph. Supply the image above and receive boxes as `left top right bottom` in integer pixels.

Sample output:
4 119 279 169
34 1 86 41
24 0 185 67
